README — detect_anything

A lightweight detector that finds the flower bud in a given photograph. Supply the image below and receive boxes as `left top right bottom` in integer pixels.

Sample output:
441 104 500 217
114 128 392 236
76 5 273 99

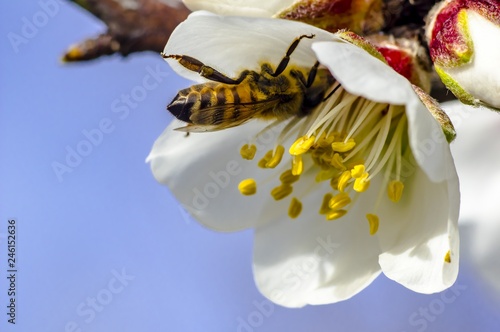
337 31 433 92
426 0 500 110
277 0 384 34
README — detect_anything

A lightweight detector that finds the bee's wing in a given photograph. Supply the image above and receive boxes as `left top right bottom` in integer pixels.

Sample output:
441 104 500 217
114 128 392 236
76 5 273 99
175 99 281 132
173 124 222 132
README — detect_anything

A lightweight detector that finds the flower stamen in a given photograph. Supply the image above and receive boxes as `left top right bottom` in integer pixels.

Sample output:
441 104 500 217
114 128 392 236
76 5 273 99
238 179 257 196
237 86 411 224
240 144 257 160
444 250 451 263
288 197 302 219
271 184 293 200
266 145 285 168
329 192 351 210
366 213 379 235
388 180 404 203
290 135 316 155
292 155 304 175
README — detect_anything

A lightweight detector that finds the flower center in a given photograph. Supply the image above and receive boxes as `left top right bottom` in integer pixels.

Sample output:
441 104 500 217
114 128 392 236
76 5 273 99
238 85 409 235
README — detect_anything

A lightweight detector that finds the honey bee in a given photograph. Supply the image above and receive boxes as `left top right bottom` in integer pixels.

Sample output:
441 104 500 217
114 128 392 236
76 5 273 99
162 34 335 132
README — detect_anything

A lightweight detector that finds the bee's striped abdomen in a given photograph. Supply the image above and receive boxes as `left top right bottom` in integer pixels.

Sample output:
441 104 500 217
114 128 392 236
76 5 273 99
167 81 261 126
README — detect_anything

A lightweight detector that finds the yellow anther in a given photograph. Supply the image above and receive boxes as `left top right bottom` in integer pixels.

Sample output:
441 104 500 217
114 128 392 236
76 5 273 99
258 150 273 168
288 197 302 219
444 250 451 263
330 153 346 170
238 179 257 196
291 155 303 176
328 192 351 210
387 180 404 203
240 144 257 160
330 177 339 191
280 169 300 184
338 170 352 192
319 193 333 214
265 145 285 168
289 135 316 155
331 138 356 153
350 164 365 178
353 172 370 192
316 132 335 148
321 153 332 164
366 213 379 235
326 209 347 221
271 184 293 201
315 169 337 182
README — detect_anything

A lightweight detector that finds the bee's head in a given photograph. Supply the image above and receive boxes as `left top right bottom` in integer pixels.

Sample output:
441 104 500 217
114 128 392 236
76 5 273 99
167 92 192 123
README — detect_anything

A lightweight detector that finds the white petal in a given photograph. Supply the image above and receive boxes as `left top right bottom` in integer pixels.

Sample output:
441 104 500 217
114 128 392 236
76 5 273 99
445 101 500 222
377 165 459 293
312 41 453 183
312 41 414 105
447 101 500 295
446 11 500 108
253 176 382 307
147 119 284 231
164 12 333 83
183 0 297 17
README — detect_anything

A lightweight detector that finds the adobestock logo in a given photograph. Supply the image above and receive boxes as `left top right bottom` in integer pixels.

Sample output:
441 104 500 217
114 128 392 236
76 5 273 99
65 268 135 332
7 0 65 53
51 65 169 182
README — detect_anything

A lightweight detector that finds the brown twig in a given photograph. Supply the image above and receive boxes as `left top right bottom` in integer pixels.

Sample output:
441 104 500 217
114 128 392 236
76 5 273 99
62 0 190 62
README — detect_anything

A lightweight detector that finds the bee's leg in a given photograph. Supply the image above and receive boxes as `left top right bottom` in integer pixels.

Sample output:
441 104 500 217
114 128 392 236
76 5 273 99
305 61 320 87
271 34 315 77
290 60 320 88
162 53 244 84
322 83 341 101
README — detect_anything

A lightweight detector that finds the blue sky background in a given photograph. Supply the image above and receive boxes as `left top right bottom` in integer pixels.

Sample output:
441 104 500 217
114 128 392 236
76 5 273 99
1 1 500 332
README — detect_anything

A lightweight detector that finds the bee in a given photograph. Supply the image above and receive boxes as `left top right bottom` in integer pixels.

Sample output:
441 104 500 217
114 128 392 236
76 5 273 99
162 34 335 132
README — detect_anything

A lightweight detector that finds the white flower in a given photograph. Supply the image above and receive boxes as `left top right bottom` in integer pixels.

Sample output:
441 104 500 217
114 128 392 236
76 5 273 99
183 0 297 17
446 100 500 296
148 12 460 307
426 0 500 110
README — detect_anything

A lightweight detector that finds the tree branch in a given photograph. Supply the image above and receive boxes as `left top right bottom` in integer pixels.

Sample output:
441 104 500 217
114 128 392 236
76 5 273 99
62 0 190 62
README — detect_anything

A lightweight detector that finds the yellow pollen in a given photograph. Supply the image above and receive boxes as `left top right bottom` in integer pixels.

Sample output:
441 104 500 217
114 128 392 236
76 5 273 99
258 150 273 168
387 180 404 203
326 209 347 221
321 153 332 164
238 178 257 196
330 153 346 170
317 133 335 148
265 145 285 168
331 138 356 152
350 164 366 178
240 144 257 160
319 193 333 214
289 135 316 155
330 177 339 190
338 171 352 192
444 250 451 263
271 184 293 201
288 197 302 219
315 169 337 182
353 172 370 192
366 213 379 235
328 192 352 210
291 155 304 176
280 169 300 184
